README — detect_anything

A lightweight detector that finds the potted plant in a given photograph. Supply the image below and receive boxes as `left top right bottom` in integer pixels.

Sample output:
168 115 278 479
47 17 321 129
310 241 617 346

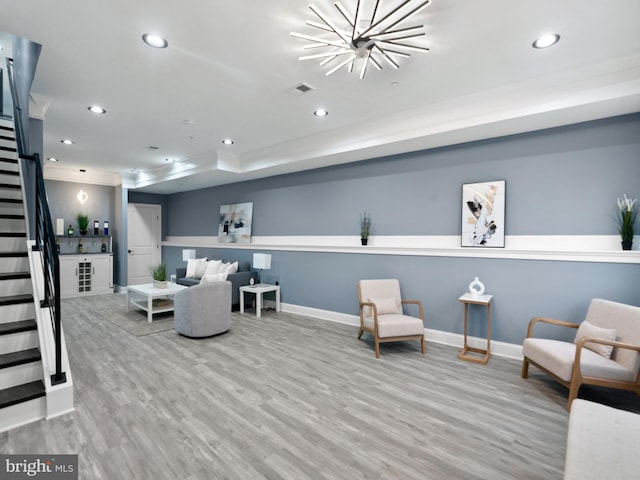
359 212 373 245
615 194 638 250
77 212 89 235
151 263 168 288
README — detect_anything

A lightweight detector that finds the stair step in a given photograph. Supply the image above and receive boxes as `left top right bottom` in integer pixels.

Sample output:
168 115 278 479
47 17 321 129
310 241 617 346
0 169 17 176
0 294 33 307
0 198 22 204
0 251 28 257
0 380 45 410
0 213 25 220
0 232 27 238
0 348 41 370
0 302 35 325
0 319 37 336
0 183 20 190
0 272 30 281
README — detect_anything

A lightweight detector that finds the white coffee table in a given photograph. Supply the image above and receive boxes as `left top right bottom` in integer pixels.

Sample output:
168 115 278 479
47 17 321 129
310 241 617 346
126 283 188 323
239 284 280 318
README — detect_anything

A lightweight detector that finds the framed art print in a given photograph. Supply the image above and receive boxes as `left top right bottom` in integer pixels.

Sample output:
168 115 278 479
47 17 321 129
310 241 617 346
461 180 505 247
218 202 253 243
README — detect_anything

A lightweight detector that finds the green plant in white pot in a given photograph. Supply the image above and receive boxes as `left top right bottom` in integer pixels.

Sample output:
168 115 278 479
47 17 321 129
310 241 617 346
151 263 167 288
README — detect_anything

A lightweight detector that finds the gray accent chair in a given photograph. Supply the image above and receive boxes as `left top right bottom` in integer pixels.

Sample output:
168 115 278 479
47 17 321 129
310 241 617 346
174 281 232 338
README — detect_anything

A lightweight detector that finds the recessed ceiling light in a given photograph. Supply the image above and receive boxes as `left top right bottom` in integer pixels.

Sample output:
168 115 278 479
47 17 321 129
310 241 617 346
314 109 328 117
88 105 106 114
222 139 234 145
47 157 59 162
142 33 168 49
61 139 75 145
532 33 560 49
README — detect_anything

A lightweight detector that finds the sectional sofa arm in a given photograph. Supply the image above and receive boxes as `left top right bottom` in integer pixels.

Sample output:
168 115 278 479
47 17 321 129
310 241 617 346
176 267 187 281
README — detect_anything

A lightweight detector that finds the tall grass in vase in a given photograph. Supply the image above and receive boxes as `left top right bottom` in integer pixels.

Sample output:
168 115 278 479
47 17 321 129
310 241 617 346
616 194 638 250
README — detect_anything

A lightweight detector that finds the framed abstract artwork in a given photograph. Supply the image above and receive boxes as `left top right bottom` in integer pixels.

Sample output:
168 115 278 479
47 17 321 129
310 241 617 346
461 180 506 247
218 202 253 243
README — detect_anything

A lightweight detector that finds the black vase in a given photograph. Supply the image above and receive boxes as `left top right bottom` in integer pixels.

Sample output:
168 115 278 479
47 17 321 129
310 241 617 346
361 238 368 246
621 240 633 251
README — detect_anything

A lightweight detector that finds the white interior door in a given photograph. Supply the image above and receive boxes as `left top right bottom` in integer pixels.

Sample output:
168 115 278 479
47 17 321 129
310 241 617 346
127 204 161 286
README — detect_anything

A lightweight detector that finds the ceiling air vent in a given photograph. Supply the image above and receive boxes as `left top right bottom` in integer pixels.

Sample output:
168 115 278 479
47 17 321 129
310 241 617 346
287 82 315 97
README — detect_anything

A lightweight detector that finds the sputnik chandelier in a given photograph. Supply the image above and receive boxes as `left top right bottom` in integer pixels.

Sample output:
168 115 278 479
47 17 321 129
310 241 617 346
290 0 431 79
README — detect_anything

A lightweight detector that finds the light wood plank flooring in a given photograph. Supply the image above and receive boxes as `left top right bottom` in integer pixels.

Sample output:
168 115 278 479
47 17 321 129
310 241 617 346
2 293 638 479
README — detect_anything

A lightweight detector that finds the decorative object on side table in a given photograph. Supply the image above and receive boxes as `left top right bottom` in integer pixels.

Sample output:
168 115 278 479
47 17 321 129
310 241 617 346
359 212 373 245
468 276 485 298
151 263 168 288
77 212 89 235
615 194 638 250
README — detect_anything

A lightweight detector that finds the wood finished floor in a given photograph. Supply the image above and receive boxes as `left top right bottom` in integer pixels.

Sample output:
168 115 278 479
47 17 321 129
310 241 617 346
2 293 639 480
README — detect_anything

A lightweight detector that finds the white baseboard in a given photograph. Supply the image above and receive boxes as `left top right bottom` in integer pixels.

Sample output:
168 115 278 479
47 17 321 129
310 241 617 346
281 302 523 360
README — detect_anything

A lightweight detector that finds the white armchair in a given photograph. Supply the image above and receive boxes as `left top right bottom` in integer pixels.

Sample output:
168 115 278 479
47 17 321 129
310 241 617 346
357 279 425 358
521 298 640 410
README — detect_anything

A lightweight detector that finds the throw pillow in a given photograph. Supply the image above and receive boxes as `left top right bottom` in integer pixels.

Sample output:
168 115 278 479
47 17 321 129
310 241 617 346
200 272 228 284
220 261 238 275
204 260 222 276
369 297 402 315
574 320 617 359
186 258 208 279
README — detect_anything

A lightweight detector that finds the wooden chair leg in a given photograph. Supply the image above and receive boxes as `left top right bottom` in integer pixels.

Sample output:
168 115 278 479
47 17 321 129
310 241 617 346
420 336 425 355
567 381 581 411
357 327 364 339
521 357 530 378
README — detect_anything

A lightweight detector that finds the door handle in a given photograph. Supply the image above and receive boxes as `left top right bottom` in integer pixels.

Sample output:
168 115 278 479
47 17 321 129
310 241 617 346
128 250 133 254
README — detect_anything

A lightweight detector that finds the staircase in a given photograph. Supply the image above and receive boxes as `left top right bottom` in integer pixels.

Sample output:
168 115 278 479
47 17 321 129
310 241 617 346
0 118 46 432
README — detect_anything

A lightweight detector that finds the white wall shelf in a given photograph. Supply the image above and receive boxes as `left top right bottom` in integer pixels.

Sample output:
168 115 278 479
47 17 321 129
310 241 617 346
162 235 640 264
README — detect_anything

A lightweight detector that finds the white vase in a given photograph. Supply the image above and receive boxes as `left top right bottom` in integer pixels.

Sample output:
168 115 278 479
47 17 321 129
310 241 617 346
468 277 485 298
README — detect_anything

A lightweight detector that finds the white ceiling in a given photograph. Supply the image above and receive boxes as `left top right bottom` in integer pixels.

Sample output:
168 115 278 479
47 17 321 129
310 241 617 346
1 0 639 194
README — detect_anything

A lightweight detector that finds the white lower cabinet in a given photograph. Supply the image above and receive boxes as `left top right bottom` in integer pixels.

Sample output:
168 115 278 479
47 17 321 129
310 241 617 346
59 254 113 299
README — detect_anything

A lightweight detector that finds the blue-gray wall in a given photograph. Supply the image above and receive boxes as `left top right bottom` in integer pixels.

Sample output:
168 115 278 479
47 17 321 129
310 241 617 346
157 114 640 345
45 180 115 232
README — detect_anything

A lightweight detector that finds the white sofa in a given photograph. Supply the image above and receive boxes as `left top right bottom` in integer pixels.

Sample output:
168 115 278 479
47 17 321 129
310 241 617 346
564 399 640 479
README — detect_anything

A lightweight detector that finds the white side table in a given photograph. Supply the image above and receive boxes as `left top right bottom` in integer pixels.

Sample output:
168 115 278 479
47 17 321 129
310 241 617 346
458 292 493 364
240 284 280 318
